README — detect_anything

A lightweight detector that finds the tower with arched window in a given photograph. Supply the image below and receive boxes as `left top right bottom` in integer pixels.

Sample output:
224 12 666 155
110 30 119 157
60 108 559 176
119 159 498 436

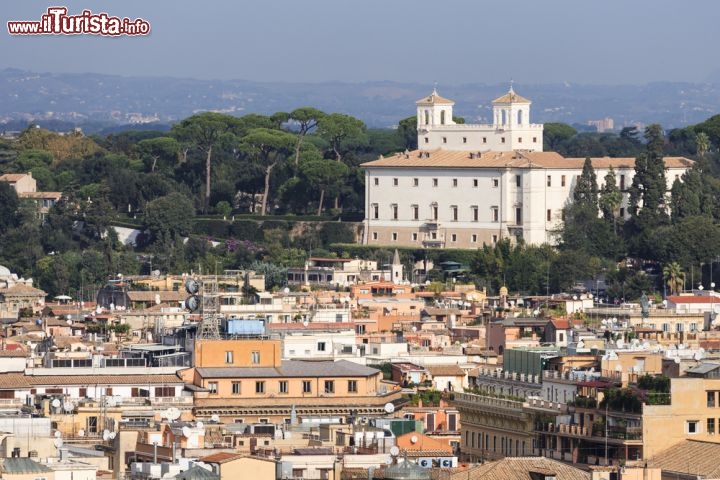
415 85 543 152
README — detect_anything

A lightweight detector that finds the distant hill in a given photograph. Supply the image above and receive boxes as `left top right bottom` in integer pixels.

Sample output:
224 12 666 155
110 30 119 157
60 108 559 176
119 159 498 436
0 68 718 132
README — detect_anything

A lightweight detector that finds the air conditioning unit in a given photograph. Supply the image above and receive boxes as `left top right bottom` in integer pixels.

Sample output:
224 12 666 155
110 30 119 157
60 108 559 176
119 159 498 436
418 458 432 468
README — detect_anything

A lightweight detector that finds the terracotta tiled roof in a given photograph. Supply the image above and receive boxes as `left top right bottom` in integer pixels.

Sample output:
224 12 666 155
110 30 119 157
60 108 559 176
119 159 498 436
415 90 454 106
666 295 718 304
1 283 47 296
427 365 465 377
0 373 31 388
200 452 244 463
25 374 183 386
361 149 693 170
458 457 590 480
492 88 531 104
19 192 62 200
652 439 720 477
0 173 29 182
126 291 187 302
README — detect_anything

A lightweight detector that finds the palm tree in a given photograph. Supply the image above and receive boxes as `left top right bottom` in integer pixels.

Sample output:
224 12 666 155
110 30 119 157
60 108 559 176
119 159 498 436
663 262 686 296
696 132 710 159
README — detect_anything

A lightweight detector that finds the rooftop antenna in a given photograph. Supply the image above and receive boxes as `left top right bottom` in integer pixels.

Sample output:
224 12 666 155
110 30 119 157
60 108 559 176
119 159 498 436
432 81 438 94
509 78 515 93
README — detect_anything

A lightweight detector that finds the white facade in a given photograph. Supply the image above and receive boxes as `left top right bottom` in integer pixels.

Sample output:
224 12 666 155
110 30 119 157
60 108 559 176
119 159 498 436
416 87 543 152
362 88 694 248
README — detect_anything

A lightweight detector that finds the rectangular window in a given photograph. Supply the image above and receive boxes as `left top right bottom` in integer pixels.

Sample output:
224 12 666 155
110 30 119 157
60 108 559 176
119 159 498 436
473 179 479 187
324 380 334 394
442 137 447 144
491 206 499 222
547 209 552 222
372 232 378 240
451 205 458 221
255 381 265 394
547 175 552 187
463 137 467 144
708 391 716 408
302 381 312 394
471 234 477 243
515 207 523 224
232 382 241 395
493 178 499 188
391 232 398 241
251 351 260 364
620 207 625 217
348 380 358 393
372 204 378 219
472 206 479 222
709 418 716 435
317 342 326 352
561 175 566 187
620 175 626 190
452 178 458 187
690 323 698 332
515 175 522 187
279 381 288 394
424 137 429 143
412 205 419 220
155 387 172 397
501 137 506 144
393 178 398 186
432 204 438 220
225 351 233 364
518 137 522 143
533 137 537 143
209 382 218 394
413 178 419 187
687 420 699 434
411 233 418 241
432 178 438 187
492 234 498 244
392 204 398 220
373 178 379 186
482 137 487 144
450 233 457 242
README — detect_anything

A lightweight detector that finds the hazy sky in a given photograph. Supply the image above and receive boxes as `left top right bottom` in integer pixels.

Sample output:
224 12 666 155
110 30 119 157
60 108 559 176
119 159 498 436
3 1 719 85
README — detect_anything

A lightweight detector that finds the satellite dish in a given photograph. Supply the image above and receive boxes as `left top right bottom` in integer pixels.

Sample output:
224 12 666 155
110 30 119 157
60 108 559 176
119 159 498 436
302 320 309 327
109 432 116 440
185 278 200 295
473 356 481 363
155 294 161 305
185 295 199 312
181 426 191 437
196 421 204 429
166 407 181 421
410 435 418 444
106 397 117 407
54 431 62 438
390 446 400 456
54 438 63 448
384 402 395 414
211 414 220 423
52 398 61 408
63 401 75 412
283 287 290 294
102 430 110 441
78 429 85 437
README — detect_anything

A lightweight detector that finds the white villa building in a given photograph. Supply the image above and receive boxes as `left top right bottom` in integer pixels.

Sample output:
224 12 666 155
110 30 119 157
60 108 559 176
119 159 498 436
361 87 693 248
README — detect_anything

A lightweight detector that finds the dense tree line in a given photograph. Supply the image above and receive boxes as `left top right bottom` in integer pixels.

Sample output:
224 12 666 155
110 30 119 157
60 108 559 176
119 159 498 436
0 109 719 302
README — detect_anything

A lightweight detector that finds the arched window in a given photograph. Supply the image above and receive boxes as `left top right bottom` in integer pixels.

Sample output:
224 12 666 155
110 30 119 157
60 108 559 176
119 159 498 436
440 110 446 125
424 110 429 125
517 109 524 125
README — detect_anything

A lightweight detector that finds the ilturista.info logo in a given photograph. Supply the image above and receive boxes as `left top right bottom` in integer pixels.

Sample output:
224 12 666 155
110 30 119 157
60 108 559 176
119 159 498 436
8 7 150 36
